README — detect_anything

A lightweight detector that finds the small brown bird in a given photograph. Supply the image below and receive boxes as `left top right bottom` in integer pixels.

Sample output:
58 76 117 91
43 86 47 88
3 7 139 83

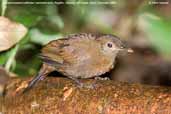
24 33 133 91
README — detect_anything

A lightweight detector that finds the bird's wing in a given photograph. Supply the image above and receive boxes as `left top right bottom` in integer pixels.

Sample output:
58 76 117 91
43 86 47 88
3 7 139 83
40 39 77 66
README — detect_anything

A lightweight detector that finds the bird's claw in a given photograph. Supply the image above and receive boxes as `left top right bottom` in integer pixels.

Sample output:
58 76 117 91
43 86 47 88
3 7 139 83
95 77 110 80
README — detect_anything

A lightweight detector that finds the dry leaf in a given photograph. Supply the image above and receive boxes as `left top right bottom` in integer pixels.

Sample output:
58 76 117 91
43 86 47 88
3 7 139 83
63 87 73 101
0 16 28 51
13 80 28 95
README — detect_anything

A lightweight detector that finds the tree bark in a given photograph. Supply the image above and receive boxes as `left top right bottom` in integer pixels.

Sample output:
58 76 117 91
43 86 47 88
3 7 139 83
1 77 171 114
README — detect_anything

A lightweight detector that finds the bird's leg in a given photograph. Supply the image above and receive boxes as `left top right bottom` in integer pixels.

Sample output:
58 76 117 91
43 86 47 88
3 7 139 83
23 64 54 93
67 76 84 87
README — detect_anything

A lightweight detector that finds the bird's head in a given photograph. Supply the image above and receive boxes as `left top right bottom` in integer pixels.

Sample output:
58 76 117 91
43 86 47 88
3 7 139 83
96 34 133 56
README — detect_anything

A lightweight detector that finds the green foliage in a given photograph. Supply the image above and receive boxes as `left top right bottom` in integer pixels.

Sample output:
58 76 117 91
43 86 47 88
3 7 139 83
46 5 64 29
0 50 11 65
5 44 19 71
1 0 7 16
14 54 41 76
29 28 63 45
9 6 44 27
0 3 65 76
144 15 171 57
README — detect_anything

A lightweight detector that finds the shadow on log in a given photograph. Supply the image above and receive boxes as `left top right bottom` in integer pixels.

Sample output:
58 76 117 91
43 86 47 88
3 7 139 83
1 77 171 114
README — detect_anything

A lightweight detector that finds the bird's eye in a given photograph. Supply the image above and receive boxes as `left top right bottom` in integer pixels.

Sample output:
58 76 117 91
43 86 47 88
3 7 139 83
107 42 113 48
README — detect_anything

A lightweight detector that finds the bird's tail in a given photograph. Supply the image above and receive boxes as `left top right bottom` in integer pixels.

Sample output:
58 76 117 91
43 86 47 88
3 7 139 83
23 63 55 93
23 72 45 93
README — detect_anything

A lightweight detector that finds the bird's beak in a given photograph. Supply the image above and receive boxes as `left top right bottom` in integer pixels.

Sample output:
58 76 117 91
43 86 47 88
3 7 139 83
116 47 134 53
127 48 134 53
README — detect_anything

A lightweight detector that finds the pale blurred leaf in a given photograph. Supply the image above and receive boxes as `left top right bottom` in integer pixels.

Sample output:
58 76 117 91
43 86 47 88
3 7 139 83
0 17 28 51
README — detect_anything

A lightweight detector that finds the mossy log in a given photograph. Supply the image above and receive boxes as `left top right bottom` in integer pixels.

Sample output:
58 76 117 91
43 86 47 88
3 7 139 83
1 77 171 114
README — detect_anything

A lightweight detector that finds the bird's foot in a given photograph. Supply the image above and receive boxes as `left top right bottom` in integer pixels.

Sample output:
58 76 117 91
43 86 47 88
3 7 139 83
94 77 110 81
77 82 96 89
67 76 96 89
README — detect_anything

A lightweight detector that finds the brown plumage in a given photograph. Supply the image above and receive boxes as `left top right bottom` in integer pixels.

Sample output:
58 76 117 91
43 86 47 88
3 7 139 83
24 33 132 91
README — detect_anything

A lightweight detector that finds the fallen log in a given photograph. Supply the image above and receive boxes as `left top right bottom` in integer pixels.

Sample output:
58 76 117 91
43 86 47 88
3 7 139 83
1 77 171 114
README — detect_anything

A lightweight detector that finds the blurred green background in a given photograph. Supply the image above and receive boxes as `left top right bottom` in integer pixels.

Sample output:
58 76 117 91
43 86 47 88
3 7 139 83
0 0 171 79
